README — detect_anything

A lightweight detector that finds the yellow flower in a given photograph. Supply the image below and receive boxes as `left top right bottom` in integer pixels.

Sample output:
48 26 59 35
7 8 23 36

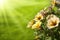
34 14 43 21
35 36 39 39
51 0 56 7
32 21 42 29
27 20 35 28
47 15 60 29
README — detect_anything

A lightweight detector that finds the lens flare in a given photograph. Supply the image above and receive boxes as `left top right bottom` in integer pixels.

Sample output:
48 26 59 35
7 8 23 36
0 0 6 9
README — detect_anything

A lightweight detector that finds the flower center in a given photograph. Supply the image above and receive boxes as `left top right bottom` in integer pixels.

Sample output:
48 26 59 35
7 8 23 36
50 21 57 26
37 16 41 20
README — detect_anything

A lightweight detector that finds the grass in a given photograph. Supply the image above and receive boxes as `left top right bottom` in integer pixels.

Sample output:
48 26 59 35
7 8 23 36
0 0 50 40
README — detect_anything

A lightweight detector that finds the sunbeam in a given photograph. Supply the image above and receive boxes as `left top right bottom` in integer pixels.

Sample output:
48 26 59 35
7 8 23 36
0 0 7 10
0 0 49 40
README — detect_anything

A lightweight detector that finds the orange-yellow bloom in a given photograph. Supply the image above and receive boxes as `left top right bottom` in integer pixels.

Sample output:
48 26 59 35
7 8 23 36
47 15 60 29
35 36 39 39
51 0 56 7
34 14 43 21
27 20 35 28
32 21 42 29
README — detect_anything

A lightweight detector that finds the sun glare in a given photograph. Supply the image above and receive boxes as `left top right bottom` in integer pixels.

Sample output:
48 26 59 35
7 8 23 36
0 0 7 10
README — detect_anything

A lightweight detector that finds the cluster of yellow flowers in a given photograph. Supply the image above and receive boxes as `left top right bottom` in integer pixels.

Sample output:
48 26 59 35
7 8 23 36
27 0 60 40
27 10 44 29
27 17 42 29
27 8 60 30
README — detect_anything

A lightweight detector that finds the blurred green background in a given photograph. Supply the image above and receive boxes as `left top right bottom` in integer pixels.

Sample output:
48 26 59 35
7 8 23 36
0 0 50 40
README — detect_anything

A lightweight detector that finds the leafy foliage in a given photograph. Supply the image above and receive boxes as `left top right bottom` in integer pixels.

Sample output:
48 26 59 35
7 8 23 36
27 0 60 40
